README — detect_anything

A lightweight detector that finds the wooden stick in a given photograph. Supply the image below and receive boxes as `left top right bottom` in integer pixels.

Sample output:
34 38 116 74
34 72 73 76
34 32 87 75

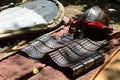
91 47 120 80
0 51 17 61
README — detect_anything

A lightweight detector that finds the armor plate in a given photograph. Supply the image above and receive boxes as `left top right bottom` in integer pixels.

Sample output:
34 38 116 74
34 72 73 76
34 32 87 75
80 6 109 26
21 6 108 76
21 33 107 76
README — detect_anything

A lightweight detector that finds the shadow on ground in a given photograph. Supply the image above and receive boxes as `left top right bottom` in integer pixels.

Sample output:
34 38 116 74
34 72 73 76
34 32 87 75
59 0 120 24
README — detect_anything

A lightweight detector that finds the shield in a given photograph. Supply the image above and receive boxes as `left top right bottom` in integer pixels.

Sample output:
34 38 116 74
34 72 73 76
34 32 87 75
0 0 64 39
0 0 64 53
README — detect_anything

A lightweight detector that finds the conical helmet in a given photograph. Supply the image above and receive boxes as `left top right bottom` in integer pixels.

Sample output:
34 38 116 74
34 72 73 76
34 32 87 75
80 6 109 26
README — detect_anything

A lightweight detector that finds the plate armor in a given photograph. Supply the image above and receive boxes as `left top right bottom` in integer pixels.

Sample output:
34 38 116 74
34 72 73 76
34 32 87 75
21 6 110 76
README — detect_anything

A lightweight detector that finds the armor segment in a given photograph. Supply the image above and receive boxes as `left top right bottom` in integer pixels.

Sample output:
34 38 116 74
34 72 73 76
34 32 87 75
21 33 107 76
21 6 109 76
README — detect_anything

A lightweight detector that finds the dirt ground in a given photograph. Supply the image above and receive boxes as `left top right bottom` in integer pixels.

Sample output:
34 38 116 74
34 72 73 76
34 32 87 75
59 0 120 32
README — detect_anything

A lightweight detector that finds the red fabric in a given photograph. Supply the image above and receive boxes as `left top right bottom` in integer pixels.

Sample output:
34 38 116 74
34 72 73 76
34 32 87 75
74 20 113 34
86 21 105 30
74 20 81 27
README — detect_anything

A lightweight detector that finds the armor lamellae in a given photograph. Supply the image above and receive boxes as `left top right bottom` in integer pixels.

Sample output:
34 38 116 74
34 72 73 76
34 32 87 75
21 6 109 76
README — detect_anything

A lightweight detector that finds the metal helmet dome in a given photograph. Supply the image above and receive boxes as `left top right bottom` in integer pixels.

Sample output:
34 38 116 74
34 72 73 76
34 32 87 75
80 6 109 26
